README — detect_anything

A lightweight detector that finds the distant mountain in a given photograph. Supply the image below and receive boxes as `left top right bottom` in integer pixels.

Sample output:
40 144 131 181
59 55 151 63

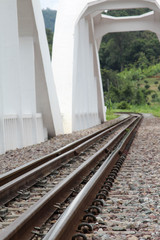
42 8 57 32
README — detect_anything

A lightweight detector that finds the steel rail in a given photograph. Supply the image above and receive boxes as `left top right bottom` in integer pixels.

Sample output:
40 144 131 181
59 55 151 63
43 115 142 240
0 116 132 187
0 116 140 240
0 117 134 205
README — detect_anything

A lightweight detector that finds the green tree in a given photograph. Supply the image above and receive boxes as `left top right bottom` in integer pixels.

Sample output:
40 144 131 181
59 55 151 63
134 89 145 105
145 84 150 89
107 8 151 17
101 69 120 91
99 9 160 72
45 28 53 57
121 85 134 103
136 52 149 69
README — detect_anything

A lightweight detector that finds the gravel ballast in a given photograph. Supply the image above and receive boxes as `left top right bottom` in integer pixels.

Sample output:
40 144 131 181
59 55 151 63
0 115 127 174
86 114 160 240
0 113 160 239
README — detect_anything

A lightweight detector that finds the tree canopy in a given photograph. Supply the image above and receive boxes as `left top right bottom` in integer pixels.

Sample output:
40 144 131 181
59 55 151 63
99 8 160 71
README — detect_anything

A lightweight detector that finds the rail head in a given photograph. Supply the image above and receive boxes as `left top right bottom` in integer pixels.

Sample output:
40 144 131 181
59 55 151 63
0 115 132 186
0 115 142 240
43 115 142 240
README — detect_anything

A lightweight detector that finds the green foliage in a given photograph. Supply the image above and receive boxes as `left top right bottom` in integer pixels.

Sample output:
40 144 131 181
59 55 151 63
99 32 132 71
106 8 151 17
145 89 152 95
154 81 158 84
158 85 160 91
45 28 53 56
152 94 157 99
109 86 121 103
134 89 146 105
99 8 160 73
121 85 134 103
100 8 160 72
102 62 160 109
114 104 160 117
99 31 160 71
117 101 130 109
106 109 119 121
42 9 56 57
118 63 160 82
145 84 150 89
101 69 120 91
152 93 158 100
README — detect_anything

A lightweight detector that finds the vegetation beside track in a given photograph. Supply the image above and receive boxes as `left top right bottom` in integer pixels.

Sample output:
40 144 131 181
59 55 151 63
106 104 160 120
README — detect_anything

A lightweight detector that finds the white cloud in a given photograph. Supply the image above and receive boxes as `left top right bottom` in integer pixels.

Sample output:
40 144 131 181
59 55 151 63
40 0 59 10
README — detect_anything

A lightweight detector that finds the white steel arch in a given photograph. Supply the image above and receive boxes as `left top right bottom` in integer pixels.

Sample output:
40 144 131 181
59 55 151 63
1 0 160 153
0 0 63 154
52 0 160 133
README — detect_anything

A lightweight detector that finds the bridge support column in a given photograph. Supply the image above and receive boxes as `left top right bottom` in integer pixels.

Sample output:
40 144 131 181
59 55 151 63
0 0 63 154
52 0 106 133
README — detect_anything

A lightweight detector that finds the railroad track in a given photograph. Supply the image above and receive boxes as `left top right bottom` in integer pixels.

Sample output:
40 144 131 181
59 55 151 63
0 114 142 240
0 115 132 203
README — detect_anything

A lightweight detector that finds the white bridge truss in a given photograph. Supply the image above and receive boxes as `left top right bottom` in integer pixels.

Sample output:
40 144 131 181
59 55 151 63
53 0 160 133
1 0 160 153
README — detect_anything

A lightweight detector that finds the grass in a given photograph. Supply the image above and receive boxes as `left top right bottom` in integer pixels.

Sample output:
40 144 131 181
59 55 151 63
106 109 119 121
112 104 160 118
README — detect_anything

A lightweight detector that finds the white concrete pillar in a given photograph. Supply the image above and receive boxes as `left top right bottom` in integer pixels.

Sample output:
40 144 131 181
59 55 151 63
0 0 21 115
53 0 105 133
0 0 22 152
0 0 63 154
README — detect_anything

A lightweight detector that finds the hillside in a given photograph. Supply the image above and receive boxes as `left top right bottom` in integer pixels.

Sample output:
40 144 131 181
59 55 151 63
139 74 160 104
42 8 56 32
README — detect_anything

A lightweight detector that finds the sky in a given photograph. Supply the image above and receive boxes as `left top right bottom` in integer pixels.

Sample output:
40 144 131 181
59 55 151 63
40 0 59 10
